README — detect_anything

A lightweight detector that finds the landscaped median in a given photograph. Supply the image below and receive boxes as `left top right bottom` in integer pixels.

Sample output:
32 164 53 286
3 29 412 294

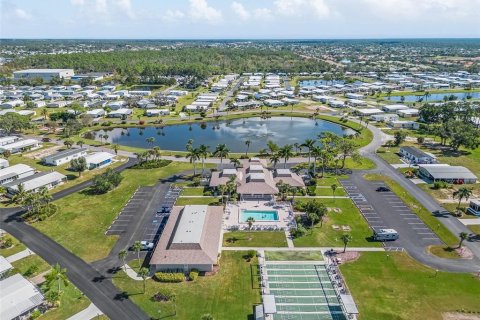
364 173 459 246
340 252 480 320
112 251 261 319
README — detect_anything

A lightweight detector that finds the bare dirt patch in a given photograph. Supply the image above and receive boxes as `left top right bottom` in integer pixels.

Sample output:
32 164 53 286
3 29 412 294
443 312 480 320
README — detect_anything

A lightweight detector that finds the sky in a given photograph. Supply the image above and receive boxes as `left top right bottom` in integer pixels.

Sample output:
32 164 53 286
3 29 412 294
1 0 480 39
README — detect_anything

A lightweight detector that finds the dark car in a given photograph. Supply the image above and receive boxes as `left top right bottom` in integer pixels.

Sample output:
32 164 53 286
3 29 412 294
376 186 391 192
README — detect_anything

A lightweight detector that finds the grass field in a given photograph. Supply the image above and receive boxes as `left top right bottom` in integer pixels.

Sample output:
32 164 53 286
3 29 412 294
0 234 26 257
33 162 195 262
364 174 458 246
175 196 221 206
468 225 480 235
292 198 381 248
264 251 323 261
340 252 480 320
427 245 463 259
315 187 346 197
39 280 91 320
112 251 261 319
11 254 51 278
223 231 288 247
180 187 207 196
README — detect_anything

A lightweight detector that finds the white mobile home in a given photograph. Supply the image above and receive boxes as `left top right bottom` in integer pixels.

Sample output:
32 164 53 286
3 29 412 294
84 152 114 169
4 171 67 195
42 148 87 166
370 114 399 122
0 158 8 169
389 120 420 130
397 108 419 118
0 139 41 154
0 274 45 319
418 164 477 184
399 146 436 164
0 164 35 185
0 255 13 279
86 109 106 118
0 136 20 146
107 108 132 119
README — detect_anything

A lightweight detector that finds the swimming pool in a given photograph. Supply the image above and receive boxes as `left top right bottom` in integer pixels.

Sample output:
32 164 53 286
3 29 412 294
240 210 279 222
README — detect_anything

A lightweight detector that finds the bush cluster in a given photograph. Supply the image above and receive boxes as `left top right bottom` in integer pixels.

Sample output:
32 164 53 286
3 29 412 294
189 269 199 281
132 159 172 169
154 272 184 283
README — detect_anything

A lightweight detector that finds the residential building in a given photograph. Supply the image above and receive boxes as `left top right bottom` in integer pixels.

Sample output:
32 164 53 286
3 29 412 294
86 109 106 118
0 136 20 146
149 205 224 272
4 171 67 195
13 68 74 81
0 139 41 154
389 120 420 130
107 108 132 119
399 146 436 164
0 255 13 279
273 169 306 188
84 152 114 169
382 104 409 112
467 199 480 216
0 158 8 169
42 148 87 166
354 108 384 116
418 164 477 184
0 274 45 320
370 114 399 122
0 164 35 185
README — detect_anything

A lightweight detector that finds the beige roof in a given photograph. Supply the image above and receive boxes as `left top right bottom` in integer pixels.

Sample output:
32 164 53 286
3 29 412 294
209 170 242 187
236 159 278 195
273 169 306 188
150 206 223 266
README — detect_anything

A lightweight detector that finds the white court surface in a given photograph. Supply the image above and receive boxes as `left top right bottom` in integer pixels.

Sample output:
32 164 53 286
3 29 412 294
223 201 295 231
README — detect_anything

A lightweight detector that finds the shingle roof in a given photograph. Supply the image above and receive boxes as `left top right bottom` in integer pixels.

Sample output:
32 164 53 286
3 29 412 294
400 146 432 159
43 148 87 162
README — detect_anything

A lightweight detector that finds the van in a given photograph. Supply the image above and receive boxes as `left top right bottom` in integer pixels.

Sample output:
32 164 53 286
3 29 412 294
373 228 399 241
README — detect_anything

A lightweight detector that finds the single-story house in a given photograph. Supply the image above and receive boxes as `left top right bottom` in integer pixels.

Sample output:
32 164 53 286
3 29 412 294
273 169 306 188
150 205 223 273
0 158 9 169
107 108 132 119
397 108 420 118
264 99 285 107
370 113 399 122
86 109 106 118
42 148 87 166
382 104 409 112
418 164 477 184
0 164 35 185
4 171 67 195
354 108 384 116
145 109 170 117
329 100 346 108
467 199 480 216
0 100 24 109
0 139 41 154
0 274 45 320
399 146 436 164
46 101 68 108
389 120 420 130
84 152 114 169
0 255 13 279
0 136 20 146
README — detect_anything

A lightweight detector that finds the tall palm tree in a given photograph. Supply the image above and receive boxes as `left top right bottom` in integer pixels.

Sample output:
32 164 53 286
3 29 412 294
453 187 473 209
267 141 279 155
118 249 128 272
186 148 201 176
132 241 142 267
138 267 150 293
458 232 468 248
278 144 294 169
213 144 229 169
269 153 280 169
46 263 69 293
244 140 251 156
246 217 255 230
302 139 316 170
41 108 48 120
198 144 210 177
340 234 352 253
331 184 338 200
152 146 161 160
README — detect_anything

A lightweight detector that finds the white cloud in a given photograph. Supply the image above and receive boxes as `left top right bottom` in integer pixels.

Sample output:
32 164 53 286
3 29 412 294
253 8 274 21
14 8 32 20
70 0 85 5
113 0 136 19
231 2 250 21
189 0 223 24
163 9 185 22
274 0 331 19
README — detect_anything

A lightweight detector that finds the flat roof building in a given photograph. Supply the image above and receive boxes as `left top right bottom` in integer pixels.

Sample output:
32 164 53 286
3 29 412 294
4 171 67 195
418 164 477 184
0 255 13 279
13 69 74 82
0 273 44 320
0 164 35 185
0 139 41 154
84 152 114 169
150 205 224 272
42 148 87 166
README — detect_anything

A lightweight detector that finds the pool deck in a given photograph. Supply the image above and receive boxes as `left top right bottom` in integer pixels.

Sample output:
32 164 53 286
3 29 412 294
223 201 296 231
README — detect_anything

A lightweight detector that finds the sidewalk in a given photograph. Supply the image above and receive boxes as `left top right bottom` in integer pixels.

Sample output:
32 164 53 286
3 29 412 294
6 248 35 263
122 263 151 281
221 246 385 252
67 303 103 320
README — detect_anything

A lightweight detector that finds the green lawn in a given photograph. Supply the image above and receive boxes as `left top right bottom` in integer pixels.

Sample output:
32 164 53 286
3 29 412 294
112 251 261 319
468 225 480 235
293 198 381 248
377 148 402 164
427 245 463 259
364 174 458 246
33 162 196 262
340 252 480 320
314 175 348 186
265 251 323 261
223 231 288 247
0 235 26 257
39 280 91 320
11 254 51 278
180 187 207 196
315 187 346 197
175 197 221 206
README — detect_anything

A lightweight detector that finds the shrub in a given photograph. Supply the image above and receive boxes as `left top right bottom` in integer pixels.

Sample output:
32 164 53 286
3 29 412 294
151 289 175 302
189 269 199 281
90 169 123 194
1 236 13 248
433 181 449 190
131 160 172 169
154 272 184 283
307 186 316 196
247 250 256 259
29 310 42 319
23 264 39 277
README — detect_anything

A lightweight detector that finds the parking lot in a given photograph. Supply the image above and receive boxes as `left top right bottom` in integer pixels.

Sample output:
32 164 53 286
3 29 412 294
340 176 442 251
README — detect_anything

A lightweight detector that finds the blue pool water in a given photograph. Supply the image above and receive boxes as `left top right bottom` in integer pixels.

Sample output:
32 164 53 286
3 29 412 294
240 210 279 222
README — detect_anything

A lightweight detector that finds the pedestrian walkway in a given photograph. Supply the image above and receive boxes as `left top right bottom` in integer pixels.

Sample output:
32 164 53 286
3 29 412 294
67 303 103 320
459 218 480 226
296 196 349 199
285 230 294 248
222 247 385 252
123 263 152 281
6 248 35 263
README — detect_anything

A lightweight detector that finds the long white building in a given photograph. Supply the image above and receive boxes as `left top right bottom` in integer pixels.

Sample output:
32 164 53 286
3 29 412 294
13 69 74 81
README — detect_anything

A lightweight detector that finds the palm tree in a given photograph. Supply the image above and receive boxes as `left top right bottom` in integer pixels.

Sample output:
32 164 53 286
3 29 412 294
11 183 27 205
246 217 255 230
41 108 48 120
213 144 229 169
218 184 227 204
138 267 149 293
267 141 279 155
340 234 352 253
118 249 128 272
151 146 161 160
45 289 61 308
132 241 142 267
331 184 338 199
198 144 210 177
146 137 155 148
244 139 251 156
112 144 119 155
302 139 316 170
269 153 280 169
278 144 294 169
453 187 473 209
76 140 84 148
458 232 468 248
186 148 201 176
46 263 69 293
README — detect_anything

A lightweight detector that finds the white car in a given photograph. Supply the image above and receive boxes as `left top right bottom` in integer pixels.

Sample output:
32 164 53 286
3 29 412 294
140 241 154 250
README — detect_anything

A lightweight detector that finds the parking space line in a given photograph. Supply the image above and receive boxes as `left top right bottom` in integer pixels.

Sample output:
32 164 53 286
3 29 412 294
408 222 424 225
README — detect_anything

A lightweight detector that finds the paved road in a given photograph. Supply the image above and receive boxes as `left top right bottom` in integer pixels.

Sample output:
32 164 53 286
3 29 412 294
217 76 245 111
1 212 149 320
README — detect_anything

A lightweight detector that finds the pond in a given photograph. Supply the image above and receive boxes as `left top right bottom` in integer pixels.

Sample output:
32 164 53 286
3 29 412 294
95 117 355 152
387 91 480 102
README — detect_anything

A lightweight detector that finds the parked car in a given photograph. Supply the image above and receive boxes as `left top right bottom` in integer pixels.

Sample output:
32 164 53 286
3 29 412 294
140 241 154 251
376 186 391 192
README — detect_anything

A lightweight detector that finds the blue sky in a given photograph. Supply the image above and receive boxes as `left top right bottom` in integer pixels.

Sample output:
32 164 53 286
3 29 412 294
1 0 480 39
